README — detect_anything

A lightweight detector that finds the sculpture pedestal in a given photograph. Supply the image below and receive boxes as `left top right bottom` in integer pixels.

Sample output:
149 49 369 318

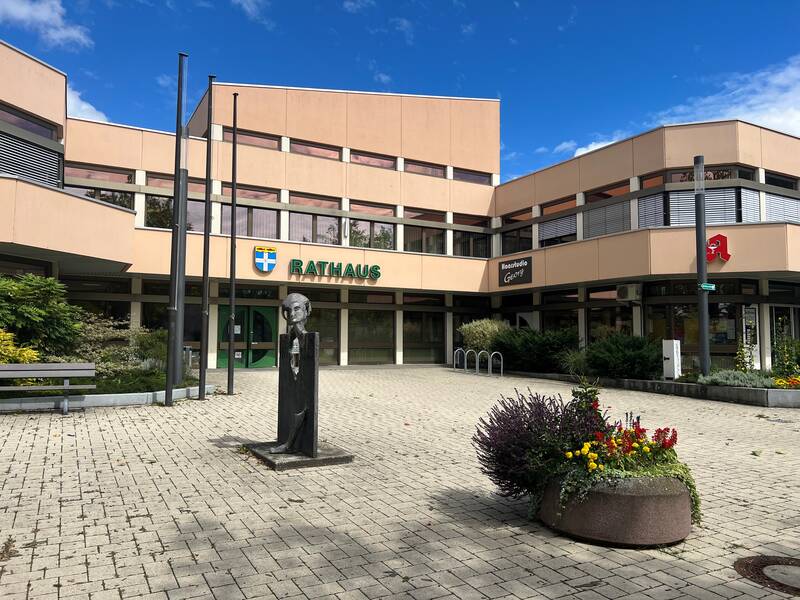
246 441 354 471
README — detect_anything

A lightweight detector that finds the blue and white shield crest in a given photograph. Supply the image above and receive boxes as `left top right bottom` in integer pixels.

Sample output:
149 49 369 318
254 246 277 273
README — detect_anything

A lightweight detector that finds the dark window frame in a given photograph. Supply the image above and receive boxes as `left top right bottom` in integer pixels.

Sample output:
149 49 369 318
452 167 492 186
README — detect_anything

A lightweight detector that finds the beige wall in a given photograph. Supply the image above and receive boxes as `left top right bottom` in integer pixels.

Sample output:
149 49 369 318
0 177 134 266
0 42 66 134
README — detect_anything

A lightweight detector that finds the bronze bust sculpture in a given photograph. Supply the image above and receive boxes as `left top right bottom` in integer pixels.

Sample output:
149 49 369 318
281 292 311 378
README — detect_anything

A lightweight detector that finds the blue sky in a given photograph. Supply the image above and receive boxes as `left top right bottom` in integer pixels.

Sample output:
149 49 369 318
3 1 800 181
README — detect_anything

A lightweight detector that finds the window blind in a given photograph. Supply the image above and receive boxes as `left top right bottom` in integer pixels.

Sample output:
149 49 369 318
583 201 630 239
539 214 576 241
0 130 61 188
668 188 737 225
740 188 760 223
638 193 664 228
765 192 800 223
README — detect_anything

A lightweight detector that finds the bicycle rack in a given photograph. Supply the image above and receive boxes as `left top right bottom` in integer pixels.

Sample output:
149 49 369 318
464 349 477 373
489 351 504 377
453 348 466 370
477 350 489 375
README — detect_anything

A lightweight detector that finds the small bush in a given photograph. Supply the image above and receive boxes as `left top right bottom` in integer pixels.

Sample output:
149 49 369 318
494 328 579 373
585 334 661 380
0 329 39 364
560 349 588 377
457 319 511 352
134 329 169 370
698 369 775 389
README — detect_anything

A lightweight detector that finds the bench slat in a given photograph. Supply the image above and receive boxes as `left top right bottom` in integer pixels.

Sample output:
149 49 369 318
0 370 95 379
0 385 96 392
0 363 95 371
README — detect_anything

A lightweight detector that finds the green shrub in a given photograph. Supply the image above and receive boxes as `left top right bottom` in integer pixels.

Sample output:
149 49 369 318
457 319 511 352
94 369 197 394
698 369 775 388
560 349 588 377
0 275 82 355
134 329 168 369
494 328 579 373
585 333 661 380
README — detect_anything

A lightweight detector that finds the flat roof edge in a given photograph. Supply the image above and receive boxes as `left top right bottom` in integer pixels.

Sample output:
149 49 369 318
67 116 206 141
213 81 500 103
0 40 67 78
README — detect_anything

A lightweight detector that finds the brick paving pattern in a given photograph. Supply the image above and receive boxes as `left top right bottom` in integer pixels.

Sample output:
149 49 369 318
0 368 798 599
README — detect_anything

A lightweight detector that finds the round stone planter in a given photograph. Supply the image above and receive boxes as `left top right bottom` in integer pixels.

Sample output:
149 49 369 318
538 476 692 547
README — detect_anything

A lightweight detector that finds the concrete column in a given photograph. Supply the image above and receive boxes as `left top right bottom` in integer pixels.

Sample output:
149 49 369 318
211 202 222 234
759 279 772 371
135 170 146 186
446 166 454 180
532 205 541 250
342 148 350 163
577 288 587 348
492 173 500 187
210 124 223 141
341 198 350 247
575 192 585 241
445 211 454 256
394 291 403 365
396 206 404 251
339 289 349 366
280 136 290 152
629 175 640 230
490 294 502 321
758 167 767 222
532 291 542 331
397 157 404 172
134 193 146 227
208 280 219 368
632 304 643 336
130 277 142 329
445 293 454 365
279 189 290 241
490 216 502 257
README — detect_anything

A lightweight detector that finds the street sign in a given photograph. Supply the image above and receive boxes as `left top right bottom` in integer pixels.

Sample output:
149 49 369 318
699 282 716 292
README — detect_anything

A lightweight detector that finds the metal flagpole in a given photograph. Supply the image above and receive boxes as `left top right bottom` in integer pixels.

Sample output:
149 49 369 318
227 93 239 395
694 155 711 376
199 74 215 401
165 52 188 407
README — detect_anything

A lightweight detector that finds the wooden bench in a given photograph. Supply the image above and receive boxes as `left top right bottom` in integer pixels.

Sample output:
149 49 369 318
0 363 96 415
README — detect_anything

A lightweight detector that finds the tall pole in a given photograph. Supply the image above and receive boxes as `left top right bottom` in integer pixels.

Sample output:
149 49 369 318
165 52 188 407
199 74 215 400
227 93 239 395
694 155 711 376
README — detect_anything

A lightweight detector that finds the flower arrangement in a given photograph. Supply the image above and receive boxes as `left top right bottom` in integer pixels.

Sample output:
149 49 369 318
774 375 800 389
474 380 701 524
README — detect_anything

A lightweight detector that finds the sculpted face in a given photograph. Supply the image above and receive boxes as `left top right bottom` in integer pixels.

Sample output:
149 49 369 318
287 300 307 325
281 293 311 332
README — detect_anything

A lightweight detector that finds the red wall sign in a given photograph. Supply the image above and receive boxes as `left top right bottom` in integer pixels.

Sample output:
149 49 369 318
706 233 731 263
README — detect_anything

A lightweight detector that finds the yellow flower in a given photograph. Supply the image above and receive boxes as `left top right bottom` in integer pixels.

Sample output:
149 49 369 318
581 447 589 455
588 462 597 471
598 464 605 471
565 451 573 459
632 442 639 449
588 453 598 461
643 446 651 453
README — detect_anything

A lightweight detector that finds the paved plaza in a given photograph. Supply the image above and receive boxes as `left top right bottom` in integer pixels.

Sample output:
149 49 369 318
0 368 798 600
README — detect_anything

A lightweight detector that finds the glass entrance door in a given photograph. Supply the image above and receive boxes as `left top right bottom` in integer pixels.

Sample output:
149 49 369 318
217 306 277 368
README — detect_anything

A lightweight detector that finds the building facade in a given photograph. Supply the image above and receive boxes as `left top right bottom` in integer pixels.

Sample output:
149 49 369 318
2 40 800 371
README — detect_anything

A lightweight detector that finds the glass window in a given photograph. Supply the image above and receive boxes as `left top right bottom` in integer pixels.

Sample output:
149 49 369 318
290 139 341 160
404 225 444 254
404 160 446 178
64 186 133 209
586 181 630 203
542 289 579 304
541 197 576 215
349 200 394 216
289 288 339 303
350 290 394 304
765 172 797 190
668 166 734 183
453 213 490 227
452 168 492 185
222 184 278 202
306 307 339 365
186 199 206 232
223 127 280 150
350 150 396 170
218 285 278 299
501 227 532 255
0 103 56 139
589 305 633 343
64 164 134 184
221 204 249 236
641 173 665 189
541 309 578 334
289 213 339 245
349 219 395 250
316 215 340 245
290 193 339 209
148 174 205 194
453 230 489 258
222 205 278 239
502 209 530 224
348 310 394 364
403 311 445 363
145 195 173 228
405 207 446 222
540 233 577 247
62 277 132 294
403 294 444 306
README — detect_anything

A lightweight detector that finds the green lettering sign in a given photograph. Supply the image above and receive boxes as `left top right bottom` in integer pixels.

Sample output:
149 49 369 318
288 258 381 280
369 265 381 280
330 262 342 276
289 259 304 274
304 261 319 276
343 263 357 278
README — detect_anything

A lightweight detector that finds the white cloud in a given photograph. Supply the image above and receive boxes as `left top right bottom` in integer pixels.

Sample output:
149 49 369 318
557 4 577 32
231 0 275 29
502 151 522 161
553 140 577 154
0 0 92 49
67 85 107 121
373 71 391 85
156 74 176 90
342 0 374 13
390 17 414 45
652 53 800 137
573 130 627 157
534 146 548 154
461 23 475 36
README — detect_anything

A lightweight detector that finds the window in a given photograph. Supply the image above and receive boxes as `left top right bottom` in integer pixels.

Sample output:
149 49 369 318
223 127 280 150
0 102 56 140
147 174 206 194
403 293 444 306
289 288 339 303
348 309 394 364
641 173 665 189
502 209 530 224
403 311 445 363
405 207 446 222
453 214 489 227
404 225 445 254
62 277 132 294
145 195 205 230
222 184 278 202
667 165 752 183
350 200 394 216
289 213 339 245
64 164 134 184
290 193 339 209
542 289 579 304
501 227 532 255
541 197 576 215
290 139 341 160
765 172 797 190
539 214 577 247
589 306 633 342
349 219 395 249
585 181 629 203
64 186 134 209
404 159 446 178
453 231 489 258
349 291 394 304
350 150 396 170
453 168 492 185
222 205 278 239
